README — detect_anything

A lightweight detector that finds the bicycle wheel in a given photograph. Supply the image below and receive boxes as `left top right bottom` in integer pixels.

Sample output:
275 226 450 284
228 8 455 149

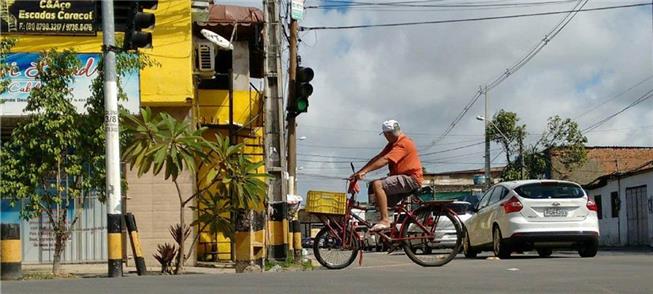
401 206 462 267
313 227 359 270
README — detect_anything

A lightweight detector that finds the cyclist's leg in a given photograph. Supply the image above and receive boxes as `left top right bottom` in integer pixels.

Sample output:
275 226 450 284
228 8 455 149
371 175 418 229
371 179 391 227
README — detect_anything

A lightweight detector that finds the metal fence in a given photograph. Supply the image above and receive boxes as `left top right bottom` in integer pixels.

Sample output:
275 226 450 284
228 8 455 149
12 195 108 264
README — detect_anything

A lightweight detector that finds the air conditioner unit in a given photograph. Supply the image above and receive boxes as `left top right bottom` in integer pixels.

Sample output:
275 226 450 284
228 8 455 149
194 39 216 78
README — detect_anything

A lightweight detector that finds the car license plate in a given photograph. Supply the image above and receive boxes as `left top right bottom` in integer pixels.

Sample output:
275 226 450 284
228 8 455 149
544 207 567 217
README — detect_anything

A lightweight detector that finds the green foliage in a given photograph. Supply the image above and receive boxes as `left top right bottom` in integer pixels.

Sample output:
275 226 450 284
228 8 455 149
206 135 268 211
122 110 268 272
191 191 233 238
538 115 588 171
487 110 526 166
489 110 587 181
0 47 153 274
0 49 83 220
80 53 159 201
123 107 212 181
0 38 17 97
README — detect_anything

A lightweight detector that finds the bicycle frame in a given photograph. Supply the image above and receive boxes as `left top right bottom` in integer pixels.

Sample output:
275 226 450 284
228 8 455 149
314 190 459 252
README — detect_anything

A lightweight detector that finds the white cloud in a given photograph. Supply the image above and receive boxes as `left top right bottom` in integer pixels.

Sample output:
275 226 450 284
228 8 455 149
225 1 653 199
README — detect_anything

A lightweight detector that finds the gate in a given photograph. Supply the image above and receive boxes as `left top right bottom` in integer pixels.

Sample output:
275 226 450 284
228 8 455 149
626 185 649 246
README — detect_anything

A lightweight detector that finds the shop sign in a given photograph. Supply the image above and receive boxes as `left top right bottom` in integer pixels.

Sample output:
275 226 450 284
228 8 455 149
0 0 97 35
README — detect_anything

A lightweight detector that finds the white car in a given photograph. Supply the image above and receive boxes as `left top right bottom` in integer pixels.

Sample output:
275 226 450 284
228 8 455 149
463 180 600 258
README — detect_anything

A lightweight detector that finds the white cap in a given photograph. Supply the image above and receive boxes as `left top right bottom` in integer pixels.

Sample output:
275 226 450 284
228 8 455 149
380 120 400 135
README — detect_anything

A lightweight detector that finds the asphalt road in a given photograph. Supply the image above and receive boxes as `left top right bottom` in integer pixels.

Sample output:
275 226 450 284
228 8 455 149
3 251 652 294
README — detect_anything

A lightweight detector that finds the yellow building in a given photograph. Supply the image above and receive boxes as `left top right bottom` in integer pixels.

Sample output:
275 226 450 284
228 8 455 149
1 1 267 267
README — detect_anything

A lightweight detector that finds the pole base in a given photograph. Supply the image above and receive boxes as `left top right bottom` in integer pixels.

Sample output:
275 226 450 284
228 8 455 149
108 259 123 277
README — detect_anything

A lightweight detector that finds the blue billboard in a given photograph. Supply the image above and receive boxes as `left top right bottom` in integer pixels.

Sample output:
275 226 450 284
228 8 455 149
0 53 140 116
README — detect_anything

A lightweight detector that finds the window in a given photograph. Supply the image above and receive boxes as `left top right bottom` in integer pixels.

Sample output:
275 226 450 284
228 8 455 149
610 192 620 218
514 182 584 199
488 186 505 206
594 195 603 220
478 188 494 209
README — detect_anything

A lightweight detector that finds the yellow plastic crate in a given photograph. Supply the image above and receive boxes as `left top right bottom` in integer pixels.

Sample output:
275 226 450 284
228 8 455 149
305 191 347 215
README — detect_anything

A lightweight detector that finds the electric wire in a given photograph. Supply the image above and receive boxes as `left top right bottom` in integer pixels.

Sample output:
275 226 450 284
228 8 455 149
422 0 591 150
582 88 653 133
301 3 649 31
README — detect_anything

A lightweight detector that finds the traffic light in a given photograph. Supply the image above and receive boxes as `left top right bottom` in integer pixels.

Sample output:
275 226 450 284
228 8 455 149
289 66 314 116
124 1 157 50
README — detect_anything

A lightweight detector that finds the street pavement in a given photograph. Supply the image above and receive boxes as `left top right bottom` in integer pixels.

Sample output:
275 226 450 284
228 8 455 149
2 250 652 294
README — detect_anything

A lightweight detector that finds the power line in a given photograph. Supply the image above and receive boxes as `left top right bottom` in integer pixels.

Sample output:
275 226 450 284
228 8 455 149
308 0 579 9
575 74 653 121
423 0 591 150
301 3 650 31
420 141 486 156
582 88 653 133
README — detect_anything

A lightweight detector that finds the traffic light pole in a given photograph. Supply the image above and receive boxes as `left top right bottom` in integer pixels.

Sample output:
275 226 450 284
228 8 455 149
287 19 298 196
101 0 123 277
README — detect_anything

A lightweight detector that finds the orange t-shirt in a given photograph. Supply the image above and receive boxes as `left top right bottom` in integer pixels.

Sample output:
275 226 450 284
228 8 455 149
380 134 423 185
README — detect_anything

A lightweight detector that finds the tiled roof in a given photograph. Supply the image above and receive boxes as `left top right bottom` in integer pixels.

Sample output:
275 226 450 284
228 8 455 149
550 146 653 185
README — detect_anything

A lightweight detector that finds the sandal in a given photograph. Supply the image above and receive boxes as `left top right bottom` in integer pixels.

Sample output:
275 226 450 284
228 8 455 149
370 222 391 232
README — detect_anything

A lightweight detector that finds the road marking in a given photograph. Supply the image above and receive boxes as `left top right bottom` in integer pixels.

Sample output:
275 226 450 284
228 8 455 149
506 268 520 271
354 263 414 270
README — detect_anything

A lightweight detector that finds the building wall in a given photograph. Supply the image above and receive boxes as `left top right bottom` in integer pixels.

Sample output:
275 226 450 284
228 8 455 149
6 1 194 107
3 2 197 266
124 166 196 267
586 170 653 247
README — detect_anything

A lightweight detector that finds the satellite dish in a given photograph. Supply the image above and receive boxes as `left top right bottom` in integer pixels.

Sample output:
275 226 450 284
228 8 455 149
200 29 233 50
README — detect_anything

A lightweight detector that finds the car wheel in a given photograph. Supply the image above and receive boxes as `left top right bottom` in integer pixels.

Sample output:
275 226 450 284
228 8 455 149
493 226 511 259
578 239 598 258
536 248 552 257
463 232 478 258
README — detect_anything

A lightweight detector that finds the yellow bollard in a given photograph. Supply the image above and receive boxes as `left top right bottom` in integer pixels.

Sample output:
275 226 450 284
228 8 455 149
1 223 22 280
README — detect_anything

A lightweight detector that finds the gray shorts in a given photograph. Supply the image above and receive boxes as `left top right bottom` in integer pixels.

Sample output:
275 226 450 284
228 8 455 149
368 175 420 206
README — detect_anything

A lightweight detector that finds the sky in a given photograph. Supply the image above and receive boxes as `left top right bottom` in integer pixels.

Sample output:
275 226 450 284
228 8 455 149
222 0 653 201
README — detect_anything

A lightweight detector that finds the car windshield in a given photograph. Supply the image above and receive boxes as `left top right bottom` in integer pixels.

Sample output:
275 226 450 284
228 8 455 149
514 182 585 199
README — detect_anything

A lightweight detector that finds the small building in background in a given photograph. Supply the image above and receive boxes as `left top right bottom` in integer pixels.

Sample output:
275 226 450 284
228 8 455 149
422 167 504 201
583 161 653 247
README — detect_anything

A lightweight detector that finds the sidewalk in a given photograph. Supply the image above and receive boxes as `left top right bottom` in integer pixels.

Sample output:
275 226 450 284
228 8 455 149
22 262 235 278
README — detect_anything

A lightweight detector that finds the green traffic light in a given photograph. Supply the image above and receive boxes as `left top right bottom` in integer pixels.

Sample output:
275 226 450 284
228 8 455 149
297 99 308 112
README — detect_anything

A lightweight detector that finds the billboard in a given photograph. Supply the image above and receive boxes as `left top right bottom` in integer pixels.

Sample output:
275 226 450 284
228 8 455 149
0 0 97 35
0 53 140 116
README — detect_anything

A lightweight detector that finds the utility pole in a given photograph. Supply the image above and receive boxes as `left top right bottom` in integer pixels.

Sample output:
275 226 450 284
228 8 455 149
263 0 289 262
102 0 123 278
519 135 525 180
483 86 491 190
287 19 298 196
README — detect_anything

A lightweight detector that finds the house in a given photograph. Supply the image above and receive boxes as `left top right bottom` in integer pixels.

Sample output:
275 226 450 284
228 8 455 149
548 146 653 185
583 161 653 247
1 2 268 267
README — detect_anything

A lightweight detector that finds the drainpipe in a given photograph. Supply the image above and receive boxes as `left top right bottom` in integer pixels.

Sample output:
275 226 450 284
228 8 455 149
615 159 622 246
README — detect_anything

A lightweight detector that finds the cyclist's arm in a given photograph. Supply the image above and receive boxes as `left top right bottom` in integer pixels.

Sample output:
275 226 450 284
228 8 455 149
358 156 389 175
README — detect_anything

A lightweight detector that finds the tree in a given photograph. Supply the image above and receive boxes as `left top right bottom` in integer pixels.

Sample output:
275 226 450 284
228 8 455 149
0 47 150 275
0 38 16 96
122 110 267 274
0 50 86 275
532 115 588 178
488 110 587 181
487 110 526 166
122 107 212 274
